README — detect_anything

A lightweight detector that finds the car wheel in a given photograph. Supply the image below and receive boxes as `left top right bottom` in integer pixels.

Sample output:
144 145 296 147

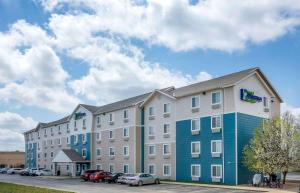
155 179 160 184
138 181 143 186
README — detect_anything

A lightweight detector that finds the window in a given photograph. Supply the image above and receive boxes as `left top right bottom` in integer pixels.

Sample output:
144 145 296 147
163 124 170 134
109 147 115 156
212 91 221 105
123 128 129 137
37 142 40 149
211 165 222 178
163 164 171 176
83 119 86 127
109 164 115 173
149 107 155 116
97 116 100 124
148 164 155 175
109 130 114 139
212 115 221 129
44 129 47 135
96 164 102 170
58 126 61 133
263 97 269 108
82 133 86 143
74 121 77 128
211 140 222 153
51 152 54 158
51 128 53 134
148 126 155 136
191 142 201 154
58 138 61 145
191 119 200 131
148 145 155 155
82 148 87 157
123 164 129 174
191 96 200 108
191 165 201 177
74 135 78 144
96 148 101 157
44 140 46 146
123 109 128 119
38 131 40 137
44 153 47 158
76 164 80 172
38 153 40 158
50 139 53 145
163 144 171 155
66 164 70 171
96 132 101 141
67 124 69 131
109 113 113 122
67 137 70 144
123 146 129 156
163 103 171 114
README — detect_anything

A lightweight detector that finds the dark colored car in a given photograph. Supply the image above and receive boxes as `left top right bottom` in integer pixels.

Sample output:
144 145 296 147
90 171 111 183
20 168 30 176
81 170 102 181
104 173 124 183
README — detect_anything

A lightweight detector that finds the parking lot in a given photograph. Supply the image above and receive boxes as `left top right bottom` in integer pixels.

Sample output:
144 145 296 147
0 174 261 193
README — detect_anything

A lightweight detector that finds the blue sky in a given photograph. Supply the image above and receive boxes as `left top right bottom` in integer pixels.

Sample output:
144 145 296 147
0 0 300 150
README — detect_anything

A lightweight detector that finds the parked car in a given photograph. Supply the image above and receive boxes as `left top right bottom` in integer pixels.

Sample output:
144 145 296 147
0 168 9 174
80 170 102 181
29 168 38 176
90 171 111 183
104 173 124 183
126 173 160 186
7 168 23 174
35 169 53 176
20 168 30 176
117 173 135 184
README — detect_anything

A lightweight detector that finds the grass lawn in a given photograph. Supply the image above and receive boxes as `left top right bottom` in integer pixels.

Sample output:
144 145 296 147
0 182 75 193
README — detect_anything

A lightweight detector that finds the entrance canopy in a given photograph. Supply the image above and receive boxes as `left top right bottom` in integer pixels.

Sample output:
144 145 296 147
52 149 90 163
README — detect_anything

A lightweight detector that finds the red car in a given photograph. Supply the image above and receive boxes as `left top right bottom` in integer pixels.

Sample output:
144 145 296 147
81 170 102 181
90 171 111 183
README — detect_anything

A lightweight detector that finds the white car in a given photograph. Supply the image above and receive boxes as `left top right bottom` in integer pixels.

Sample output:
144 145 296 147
7 168 23 174
126 173 160 186
35 169 53 176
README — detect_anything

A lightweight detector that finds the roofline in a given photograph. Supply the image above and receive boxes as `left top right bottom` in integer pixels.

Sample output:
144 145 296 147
139 89 176 107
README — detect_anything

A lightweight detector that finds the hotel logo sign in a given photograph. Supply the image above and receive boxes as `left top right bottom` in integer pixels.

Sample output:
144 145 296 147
240 89 262 103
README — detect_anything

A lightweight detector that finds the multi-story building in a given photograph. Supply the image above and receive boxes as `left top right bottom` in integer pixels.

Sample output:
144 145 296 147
24 67 282 185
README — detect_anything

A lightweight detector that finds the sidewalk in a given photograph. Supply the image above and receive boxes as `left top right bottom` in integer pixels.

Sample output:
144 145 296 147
161 181 295 193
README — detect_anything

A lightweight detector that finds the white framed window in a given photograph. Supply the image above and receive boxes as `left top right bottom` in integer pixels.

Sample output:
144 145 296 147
109 130 114 139
123 146 129 156
38 131 40 137
67 124 69 131
37 142 40 149
191 141 201 154
211 115 222 129
163 144 171 155
50 152 54 158
109 147 115 156
163 103 171 114
50 128 53 134
191 164 201 177
74 121 77 128
123 128 129 137
76 164 80 172
148 145 155 155
148 164 155 175
109 113 114 122
123 164 129 174
97 116 101 124
74 135 78 144
58 138 61 145
191 96 200 108
191 118 200 131
83 119 86 127
66 136 70 144
211 165 222 178
149 107 155 116
66 164 70 171
82 133 87 143
109 164 115 173
58 126 61 133
263 97 269 108
123 109 129 119
44 129 47 135
96 148 101 157
211 91 221 105
82 148 87 157
96 132 101 141
163 164 171 176
50 139 53 145
163 124 170 134
148 126 155 136
211 140 222 154
96 164 102 170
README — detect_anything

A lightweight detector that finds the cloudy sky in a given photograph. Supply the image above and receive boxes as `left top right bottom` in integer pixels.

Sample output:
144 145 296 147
0 0 300 151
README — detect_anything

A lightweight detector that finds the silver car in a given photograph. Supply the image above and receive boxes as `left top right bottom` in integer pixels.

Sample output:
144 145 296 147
126 173 160 186
7 168 23 174
117 173 135 184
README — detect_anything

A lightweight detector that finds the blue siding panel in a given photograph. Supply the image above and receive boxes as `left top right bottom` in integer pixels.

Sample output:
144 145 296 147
26 143 37 169
71 133 92 161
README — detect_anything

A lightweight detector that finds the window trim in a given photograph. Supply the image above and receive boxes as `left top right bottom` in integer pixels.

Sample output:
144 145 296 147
109 147 115 156
191 96 200 109
191 141 201 155
149 106 155 116
109 113 114 123
148 164 156 175
211 140 222 154
163 144 171 155
96 164 102 170
148 144 156 156
163 103 171 114
148 126 155 136
211 115 222 130
163 123 170 134
82 148 87 157
163 164 171 177
109 130 114 139
96 132 101 141
211 164 222 178
123 109 129 119
123 164 129 174
123 146 129 156
123 127 129 138
191 164 201 178
96 148 101 157
211 91 222 105
109 163 115 173
82 133 87 143
263 96 269 108
191 118 200 131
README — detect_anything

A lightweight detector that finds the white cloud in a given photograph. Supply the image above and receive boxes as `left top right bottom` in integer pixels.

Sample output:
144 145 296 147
40 0 300 52
281 103 300 117
0 20 79 113
0 112 37 151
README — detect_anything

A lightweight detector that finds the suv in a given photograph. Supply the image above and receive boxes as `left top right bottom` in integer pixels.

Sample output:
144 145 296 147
104 173 124 183
90 171 111 183
81 170 101 181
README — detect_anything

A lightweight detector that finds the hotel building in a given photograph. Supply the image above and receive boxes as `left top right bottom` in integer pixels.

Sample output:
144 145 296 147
24 67 281 185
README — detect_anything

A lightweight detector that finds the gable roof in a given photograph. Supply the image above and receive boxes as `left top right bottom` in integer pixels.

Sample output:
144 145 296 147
44 115 70 128
139 87 176 107
52 149 89 163
80 104 99 113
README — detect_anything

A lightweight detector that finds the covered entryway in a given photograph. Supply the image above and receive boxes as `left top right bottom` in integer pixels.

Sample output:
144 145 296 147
52 149 90 177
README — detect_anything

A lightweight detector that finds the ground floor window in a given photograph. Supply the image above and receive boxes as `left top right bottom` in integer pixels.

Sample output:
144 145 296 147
96 164 102 170
148 164 155 175
66 164 69 171
76 164 80 172
211 165 222 178
82 164 87 171
163 164 171 176
191 164 201 177
109 164 115 173
123 164 129 174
